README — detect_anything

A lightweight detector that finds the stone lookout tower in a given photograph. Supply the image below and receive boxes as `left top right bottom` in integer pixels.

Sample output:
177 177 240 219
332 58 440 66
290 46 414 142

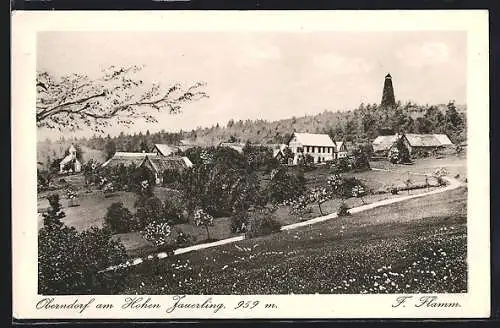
381 73 396 109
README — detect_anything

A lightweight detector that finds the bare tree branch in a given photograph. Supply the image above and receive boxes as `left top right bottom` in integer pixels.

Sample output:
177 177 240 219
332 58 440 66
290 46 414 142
36 65 208 132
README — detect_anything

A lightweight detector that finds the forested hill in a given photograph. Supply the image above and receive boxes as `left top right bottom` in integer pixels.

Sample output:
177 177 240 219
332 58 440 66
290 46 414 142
38 101 466 165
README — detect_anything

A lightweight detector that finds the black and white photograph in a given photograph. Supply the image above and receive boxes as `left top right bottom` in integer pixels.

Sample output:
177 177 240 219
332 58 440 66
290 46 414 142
12 10 489 319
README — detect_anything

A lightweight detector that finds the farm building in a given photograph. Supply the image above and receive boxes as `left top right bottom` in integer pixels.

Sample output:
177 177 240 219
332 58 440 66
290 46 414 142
218 142 246 154
151 144 179 156
287 132 337 165
59 144 82 173
140 155 193 184
177 139 197 152
101 152 157 168
335 141 348 158
102 152 193 185
372 133 453 157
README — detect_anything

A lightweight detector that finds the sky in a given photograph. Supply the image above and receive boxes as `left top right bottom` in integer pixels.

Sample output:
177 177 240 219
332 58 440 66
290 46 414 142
37 31 466 140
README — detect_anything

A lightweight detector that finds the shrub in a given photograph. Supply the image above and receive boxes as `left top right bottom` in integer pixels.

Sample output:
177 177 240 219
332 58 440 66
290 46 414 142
267 167 306 204
231 211 249 233
245 210 282 238
337 202 350 217
141 221 172 248
135 196 166 229
194 209 215 241
104 202 137 233
163 198 187 225
175 230 196 248
390 187 399 195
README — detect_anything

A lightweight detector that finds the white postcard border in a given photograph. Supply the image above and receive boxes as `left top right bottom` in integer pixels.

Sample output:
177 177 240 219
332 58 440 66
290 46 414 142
12 10 490 319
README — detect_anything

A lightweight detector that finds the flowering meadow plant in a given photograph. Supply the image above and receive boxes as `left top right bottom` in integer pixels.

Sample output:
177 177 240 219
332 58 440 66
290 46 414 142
141 221 172 248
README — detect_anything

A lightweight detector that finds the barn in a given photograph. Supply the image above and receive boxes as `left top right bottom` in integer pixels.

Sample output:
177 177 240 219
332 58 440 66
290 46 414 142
151 144 179 156
372 133 454 158
101 152 157 168
140 155 193 185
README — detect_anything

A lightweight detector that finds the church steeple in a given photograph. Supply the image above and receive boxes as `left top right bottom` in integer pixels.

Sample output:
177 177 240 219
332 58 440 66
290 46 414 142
381 73 396 109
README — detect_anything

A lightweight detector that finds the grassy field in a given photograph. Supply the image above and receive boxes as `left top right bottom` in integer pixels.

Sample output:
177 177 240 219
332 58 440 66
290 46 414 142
114 187 467 294
370 155 467 183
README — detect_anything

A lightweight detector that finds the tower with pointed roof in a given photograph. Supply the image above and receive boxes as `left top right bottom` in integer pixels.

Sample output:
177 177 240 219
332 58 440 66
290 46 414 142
381 73 396 109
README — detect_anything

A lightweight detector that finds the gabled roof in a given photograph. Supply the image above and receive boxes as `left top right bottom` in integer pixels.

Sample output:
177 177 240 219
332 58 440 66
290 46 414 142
101 152 156 168
372 133 453 152
405 134 453 147
335 141 347 152
153 144 178 156
291 132 336 147
372 135 398 152
219 142 246 153
142 155 193 173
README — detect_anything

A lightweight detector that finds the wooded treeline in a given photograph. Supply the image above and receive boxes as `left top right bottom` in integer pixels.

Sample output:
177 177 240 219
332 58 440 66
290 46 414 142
39 100 466 162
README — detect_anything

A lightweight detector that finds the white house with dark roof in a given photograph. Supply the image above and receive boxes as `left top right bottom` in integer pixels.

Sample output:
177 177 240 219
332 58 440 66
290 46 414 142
287 132 337 165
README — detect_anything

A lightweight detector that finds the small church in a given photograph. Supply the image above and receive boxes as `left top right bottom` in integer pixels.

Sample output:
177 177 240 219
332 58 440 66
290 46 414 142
59 144 82 174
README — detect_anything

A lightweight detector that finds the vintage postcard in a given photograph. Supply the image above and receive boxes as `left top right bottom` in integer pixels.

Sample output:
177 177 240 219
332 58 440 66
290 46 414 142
12 10 490 319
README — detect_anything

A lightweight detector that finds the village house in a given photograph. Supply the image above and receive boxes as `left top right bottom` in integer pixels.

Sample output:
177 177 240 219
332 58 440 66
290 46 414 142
151 144 179 156
287 132 338 165
372 133 453 157
101 152 157 168
335 141 348 158
218 142 246 153
101 151 193 185
140 155 193 185
59 144 82 174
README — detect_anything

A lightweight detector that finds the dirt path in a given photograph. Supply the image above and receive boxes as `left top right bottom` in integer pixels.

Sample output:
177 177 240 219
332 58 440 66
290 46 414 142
99 173 463 273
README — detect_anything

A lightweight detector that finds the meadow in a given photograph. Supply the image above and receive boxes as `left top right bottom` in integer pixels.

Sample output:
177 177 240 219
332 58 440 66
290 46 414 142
116 186 467 294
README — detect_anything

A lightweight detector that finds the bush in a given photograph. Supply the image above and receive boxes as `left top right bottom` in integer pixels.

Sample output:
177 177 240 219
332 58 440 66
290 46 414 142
390 187 399 195
141 221 172 248
332 158 350 173
231 211 249 233
267 167 306 204
245 210 282 238
135 197 166 229
337 202 350 217
104 202 137 233
194 209 215 241
175 230 196 248
163 198 187 225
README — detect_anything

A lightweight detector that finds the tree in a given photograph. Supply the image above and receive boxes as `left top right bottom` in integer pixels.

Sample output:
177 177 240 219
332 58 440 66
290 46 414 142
104 202 136 233
36 66 208 132
267 167 306 204
135 196 165 228
389 136 411 164
38 195 127 294
42 194 66 229
194 209 214 241
104 140 116 160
